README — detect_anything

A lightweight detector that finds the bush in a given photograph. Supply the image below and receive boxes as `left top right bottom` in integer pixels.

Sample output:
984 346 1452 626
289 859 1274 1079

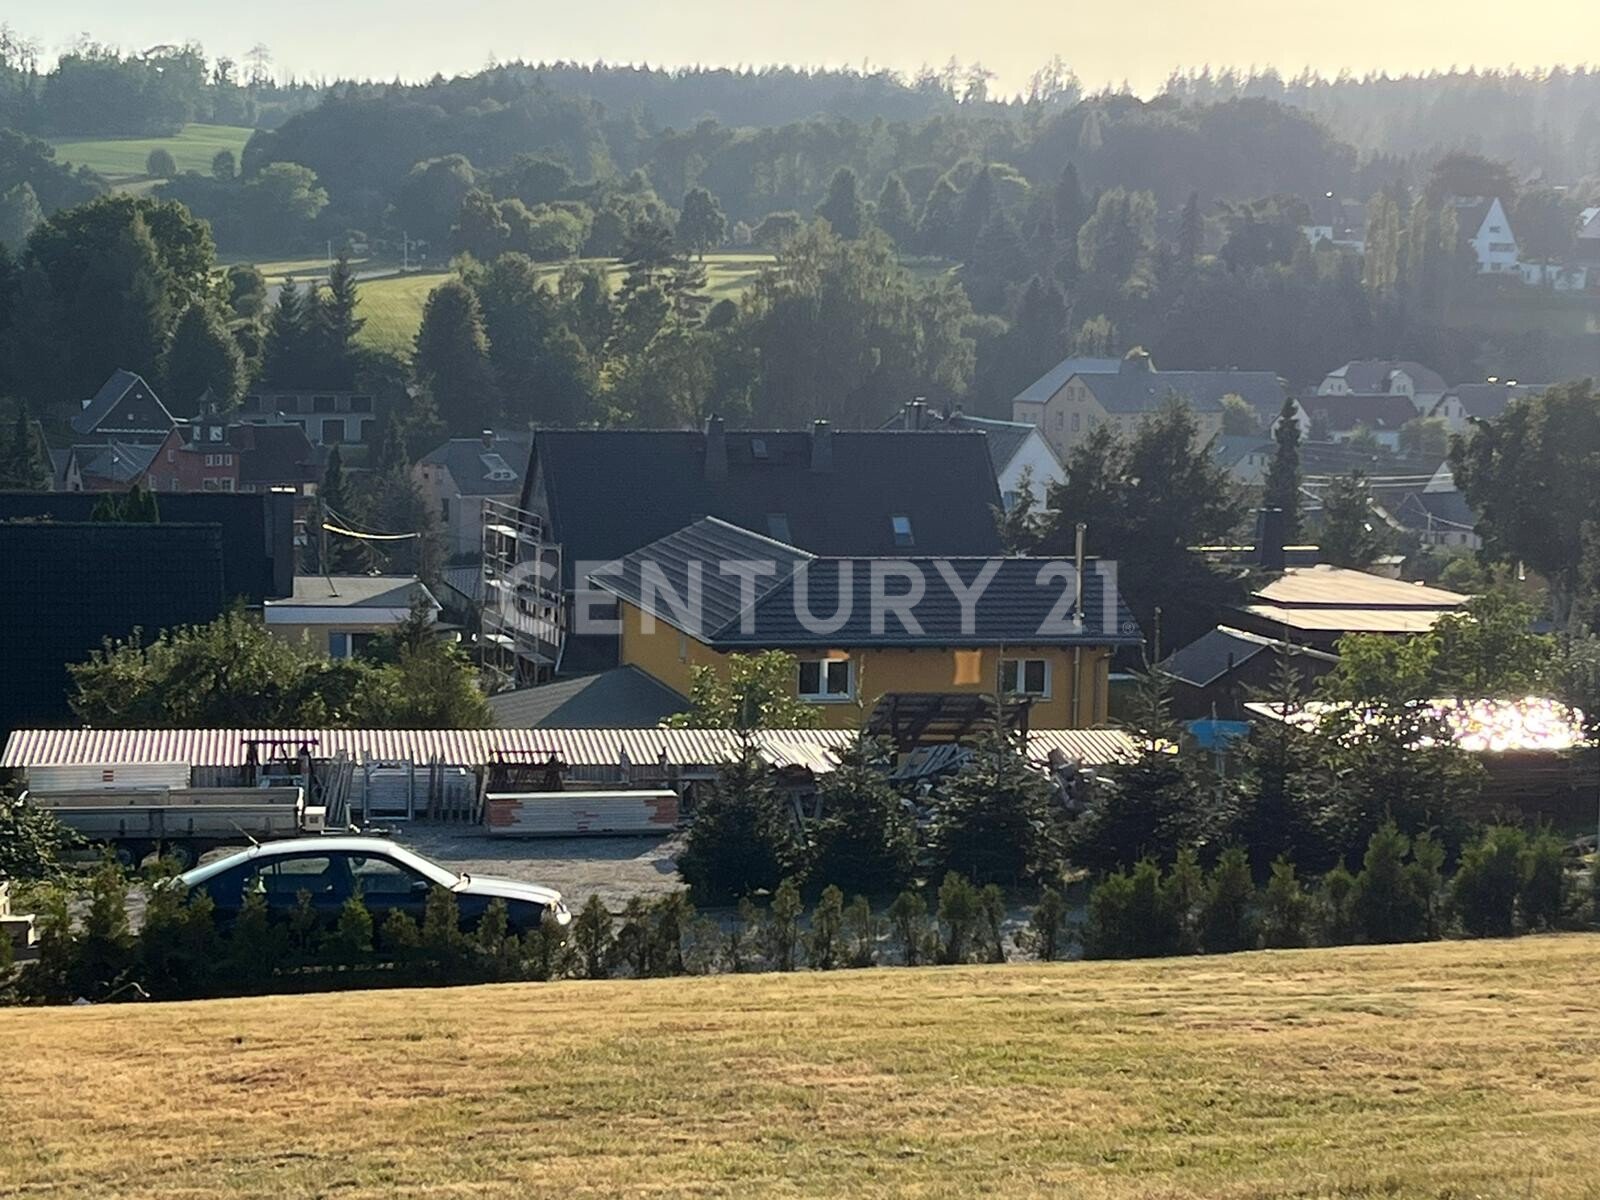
1315 863 1358 944
0 794 82 881
1020 887 1067 961
842 894 880 968
1259 857 1310 949
1351 823 1438 944
1199 847 1258 954
327 894 375 966
419 886 472 981
678 750 805 903
1452 826 1525 937
73 858 134 1000
936 872 982 964
928 731 1063 886
650 893 692 976
223 889 289 992
1083 860 1181 959
612 897 653 977
1165 847 1205 954
764 878 803 972
887 889 931 966
139 884 218 1000
19 886 75 1003
806 885 845 970
570 894 614 979
979 884 1007 963
1519 833 1567 932
807 737 916 897
726 898 759 973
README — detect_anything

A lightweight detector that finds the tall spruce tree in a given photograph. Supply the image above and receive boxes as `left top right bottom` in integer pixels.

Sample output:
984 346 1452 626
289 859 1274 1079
1320 470 1387 568
162 302 246 412
413 278 499 436
1 400 51 490
816 167 866 241
317 254 365 388
1263 397 1303 542
262 279 307 388
875 173 914 247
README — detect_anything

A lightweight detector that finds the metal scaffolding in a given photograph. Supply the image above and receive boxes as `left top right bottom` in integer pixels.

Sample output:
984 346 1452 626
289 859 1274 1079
479 497 564 689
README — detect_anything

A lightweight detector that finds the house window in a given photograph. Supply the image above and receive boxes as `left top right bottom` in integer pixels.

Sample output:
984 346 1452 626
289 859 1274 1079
223 454 233 467
323 418 346 444
209 426 223 442
440 498 451 522
766 512 792 542
798 657 852 701
220 478 234 492
1000 657 1050 698
890 514 914 547
1055 411 1064 430
328 632 374 659
313 395 337 413
1070 412 1081 432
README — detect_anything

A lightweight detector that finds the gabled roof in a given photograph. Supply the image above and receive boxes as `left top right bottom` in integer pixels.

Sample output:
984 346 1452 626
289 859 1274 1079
1302 392 1419 431
1579 207 1600 237
1159 625 1334 688
72 370 178 437
1449 196 1501 240
76 440 160 484
234 424 319 485
1210 435 1274 467
880 405 1052 474
419 433 534 496
1252 566 1466 610
1390 488 1478 533
1083 366 1286 417
1449 382 1547 422
590 516 1140 649
1323 360 1446 395
486 667 688 728
526 428 1003 585
1010 357 1123 407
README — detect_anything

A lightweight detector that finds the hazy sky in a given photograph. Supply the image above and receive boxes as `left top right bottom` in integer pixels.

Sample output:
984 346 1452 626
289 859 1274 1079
21 0 1600 96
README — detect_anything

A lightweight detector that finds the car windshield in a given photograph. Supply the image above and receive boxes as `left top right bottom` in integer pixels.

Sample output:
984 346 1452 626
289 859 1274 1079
377 843 460 889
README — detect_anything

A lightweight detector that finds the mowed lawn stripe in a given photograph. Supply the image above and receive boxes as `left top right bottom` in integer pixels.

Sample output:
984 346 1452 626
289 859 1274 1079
2 936 1599 1197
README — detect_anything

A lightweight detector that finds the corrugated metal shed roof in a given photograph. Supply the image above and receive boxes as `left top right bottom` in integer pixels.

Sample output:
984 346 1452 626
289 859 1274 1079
2 727 1138 771
1242 604 1452 635
1252 566 1465 610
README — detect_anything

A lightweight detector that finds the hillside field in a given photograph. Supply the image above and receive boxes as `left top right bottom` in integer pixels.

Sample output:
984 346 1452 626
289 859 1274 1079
3 935 1599 1198
48 123 255 185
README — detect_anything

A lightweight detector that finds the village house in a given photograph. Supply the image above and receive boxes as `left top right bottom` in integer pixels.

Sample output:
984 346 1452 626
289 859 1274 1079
414 431 534 561
1228 565 1468 651
1449 196 1520 274
1316 360 1447 415
1010 349 1287 461
1301 392 1420 449
236 390 380 448
496 419 1006 681
586 516 1141 733
264 575 440 659
882 400 1064 510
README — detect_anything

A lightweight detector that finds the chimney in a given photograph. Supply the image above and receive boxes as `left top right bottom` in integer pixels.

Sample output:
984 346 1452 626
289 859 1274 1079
908 397 927 430
704 415 727 481
810 419 834 473
480 429 494 449
1257 507 1287 571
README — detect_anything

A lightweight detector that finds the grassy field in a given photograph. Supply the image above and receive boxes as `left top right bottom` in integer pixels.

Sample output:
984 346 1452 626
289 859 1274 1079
356 271 453 356
3 935 1599 1198
49 123 255 184
346 254 778 358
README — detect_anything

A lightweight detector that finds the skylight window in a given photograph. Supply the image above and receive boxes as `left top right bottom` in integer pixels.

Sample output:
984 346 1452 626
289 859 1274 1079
480 453 517 482
891 514 914 547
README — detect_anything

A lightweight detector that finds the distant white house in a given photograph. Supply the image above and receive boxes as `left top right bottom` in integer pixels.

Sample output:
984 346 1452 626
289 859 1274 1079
1519 261 1589 291
1449 196 1520 274
1317 360 1446 416
1578 207 1600 264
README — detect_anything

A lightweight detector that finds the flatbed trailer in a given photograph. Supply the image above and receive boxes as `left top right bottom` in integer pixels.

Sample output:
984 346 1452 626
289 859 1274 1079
24 786 326 868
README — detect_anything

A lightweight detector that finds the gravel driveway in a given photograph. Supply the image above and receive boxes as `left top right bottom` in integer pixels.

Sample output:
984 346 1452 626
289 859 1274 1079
390 825 685 910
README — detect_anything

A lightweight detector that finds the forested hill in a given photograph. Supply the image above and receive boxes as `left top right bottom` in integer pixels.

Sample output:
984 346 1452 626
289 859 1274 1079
1164 66 1600 182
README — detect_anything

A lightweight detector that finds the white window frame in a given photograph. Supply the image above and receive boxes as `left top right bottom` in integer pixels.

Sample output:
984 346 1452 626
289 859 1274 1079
797 656 853 702
999 657 1052 699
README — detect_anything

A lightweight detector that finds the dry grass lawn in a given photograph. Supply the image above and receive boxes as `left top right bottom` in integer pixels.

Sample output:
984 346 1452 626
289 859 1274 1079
4 936 1600 1198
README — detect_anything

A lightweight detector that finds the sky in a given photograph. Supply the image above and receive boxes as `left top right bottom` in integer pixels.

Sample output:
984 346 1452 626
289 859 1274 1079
19 0 1600 97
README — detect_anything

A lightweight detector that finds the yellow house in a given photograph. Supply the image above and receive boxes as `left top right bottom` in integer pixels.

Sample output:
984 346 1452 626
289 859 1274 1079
588 518 1141 735
1011 349 1286 463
